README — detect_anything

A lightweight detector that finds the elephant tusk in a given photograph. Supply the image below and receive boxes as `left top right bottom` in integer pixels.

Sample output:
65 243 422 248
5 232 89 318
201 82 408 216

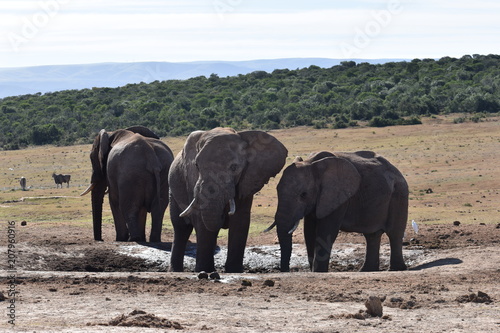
263 221 277 233
180 198 196 217
228 198 236 216
80 183 95 196
288 220 300 235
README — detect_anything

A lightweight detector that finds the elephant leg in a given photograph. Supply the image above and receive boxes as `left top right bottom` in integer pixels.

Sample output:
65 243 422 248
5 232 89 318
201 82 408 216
194 226 219 273
312 204 347 272
225 196 253 273
303 214 317 270
386 195 408 271
170 199 193 272
150 198 167 243
171 222 193 272
109 194 129 241
312 218 341 272
114 222 129 241
131 207 148 242
388 233 407 271
361 230 384 271
125 207 147 242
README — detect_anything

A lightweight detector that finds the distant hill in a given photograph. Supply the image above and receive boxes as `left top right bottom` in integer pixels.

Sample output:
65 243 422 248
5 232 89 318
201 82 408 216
0 58 407 98
3 54 497 150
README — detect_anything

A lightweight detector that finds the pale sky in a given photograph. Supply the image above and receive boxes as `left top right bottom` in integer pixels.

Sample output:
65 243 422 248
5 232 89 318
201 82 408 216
1 0 499 68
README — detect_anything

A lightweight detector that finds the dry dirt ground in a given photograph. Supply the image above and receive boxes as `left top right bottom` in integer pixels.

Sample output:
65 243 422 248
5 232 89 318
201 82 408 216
1 116 500 332
1 221 499 332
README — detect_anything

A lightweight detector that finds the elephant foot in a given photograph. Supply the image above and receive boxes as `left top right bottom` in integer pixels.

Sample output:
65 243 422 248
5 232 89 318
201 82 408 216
169 266 184 272
224 265 244 273
195 264 216 273
129 235 146 242
389 263 408 271
170 257 185 272
116 233 129 242
360 265 380 272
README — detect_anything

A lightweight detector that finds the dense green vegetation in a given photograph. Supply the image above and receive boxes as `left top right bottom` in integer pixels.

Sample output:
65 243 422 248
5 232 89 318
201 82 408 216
1 54 499 150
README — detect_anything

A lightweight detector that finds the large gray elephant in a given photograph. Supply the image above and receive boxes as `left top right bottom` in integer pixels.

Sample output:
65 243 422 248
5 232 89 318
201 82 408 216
268 151 408 272
169 127 287 273
81 126 174 242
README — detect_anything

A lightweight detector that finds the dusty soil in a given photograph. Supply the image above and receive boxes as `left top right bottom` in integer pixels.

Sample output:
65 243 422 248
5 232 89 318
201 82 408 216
1 221 499 333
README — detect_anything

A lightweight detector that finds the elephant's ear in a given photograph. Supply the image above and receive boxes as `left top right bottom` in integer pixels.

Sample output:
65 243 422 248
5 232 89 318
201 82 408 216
182 130 206 160
125 125 160 139
98 129 110 174
238 131 288 198
314 157 361 220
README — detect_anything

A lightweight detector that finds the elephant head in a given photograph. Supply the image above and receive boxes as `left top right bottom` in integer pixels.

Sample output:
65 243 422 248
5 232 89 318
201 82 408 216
270 151 361 271
178 128 287 233
81 126 160 241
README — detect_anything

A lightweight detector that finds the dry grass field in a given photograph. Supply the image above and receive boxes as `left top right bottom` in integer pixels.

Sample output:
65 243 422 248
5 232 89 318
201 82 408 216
1 114 498 234
1 114 499 332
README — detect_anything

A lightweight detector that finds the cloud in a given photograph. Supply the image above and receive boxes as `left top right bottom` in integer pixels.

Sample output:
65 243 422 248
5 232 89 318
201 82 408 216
0 0 498 67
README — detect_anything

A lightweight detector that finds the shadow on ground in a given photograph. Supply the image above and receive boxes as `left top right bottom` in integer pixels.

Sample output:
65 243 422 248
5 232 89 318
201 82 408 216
410 258 463 270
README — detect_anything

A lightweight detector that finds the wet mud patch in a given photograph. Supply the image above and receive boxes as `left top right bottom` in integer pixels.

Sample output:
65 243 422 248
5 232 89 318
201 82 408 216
20 246 167 272
12 241 430 274
48 248 165 272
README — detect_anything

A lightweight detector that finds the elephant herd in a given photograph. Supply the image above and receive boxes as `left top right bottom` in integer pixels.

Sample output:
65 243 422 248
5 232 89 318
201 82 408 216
81 126 409 273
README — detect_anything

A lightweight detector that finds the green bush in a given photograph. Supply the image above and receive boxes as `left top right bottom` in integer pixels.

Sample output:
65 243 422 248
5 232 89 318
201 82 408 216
1 54 499 149
32 124 62 145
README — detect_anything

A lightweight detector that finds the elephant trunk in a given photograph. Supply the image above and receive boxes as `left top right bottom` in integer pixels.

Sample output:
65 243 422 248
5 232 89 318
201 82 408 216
277 223 293 272
179 197 236 232
200 203 227 232
90 182 106 241
190 178 237 232
274 201 303 272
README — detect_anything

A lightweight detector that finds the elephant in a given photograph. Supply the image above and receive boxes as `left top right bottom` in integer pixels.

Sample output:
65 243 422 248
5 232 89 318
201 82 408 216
168 127 287 273
81 126 174 242
52 173 71 188
19 177 27 191
267 151 409 272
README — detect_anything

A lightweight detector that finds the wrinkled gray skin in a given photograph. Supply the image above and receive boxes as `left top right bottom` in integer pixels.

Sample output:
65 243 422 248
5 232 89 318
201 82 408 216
169 128 287 273
82 126 174 242
272 151 408 272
